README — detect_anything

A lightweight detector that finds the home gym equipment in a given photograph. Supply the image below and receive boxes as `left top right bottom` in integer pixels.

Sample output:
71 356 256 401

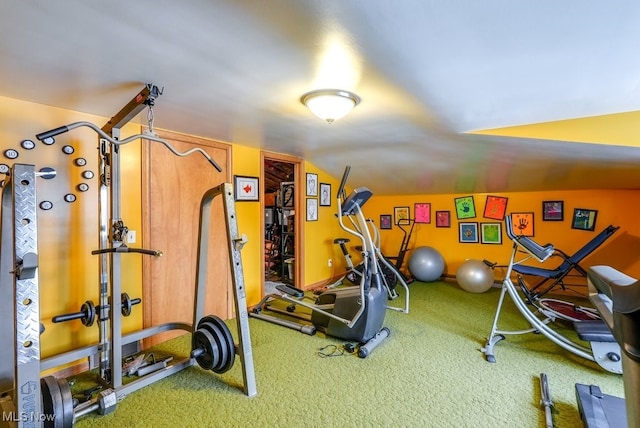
407 246 445 282
0 85 256 427
539 373 554 428
574 265 640 428
456 259 494 293
483 215 622 374
510 224 618 301
385 218 416 284
250 166 397 358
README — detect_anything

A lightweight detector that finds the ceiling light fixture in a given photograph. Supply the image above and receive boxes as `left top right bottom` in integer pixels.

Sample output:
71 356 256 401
300 89 361 123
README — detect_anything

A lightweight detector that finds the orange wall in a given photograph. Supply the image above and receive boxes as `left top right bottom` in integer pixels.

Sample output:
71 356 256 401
364 190 640 285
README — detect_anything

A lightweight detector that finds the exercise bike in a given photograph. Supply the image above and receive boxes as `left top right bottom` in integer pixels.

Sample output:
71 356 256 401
250 166 391 357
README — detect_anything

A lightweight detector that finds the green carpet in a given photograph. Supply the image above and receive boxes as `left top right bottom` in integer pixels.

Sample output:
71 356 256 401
74 281 624 427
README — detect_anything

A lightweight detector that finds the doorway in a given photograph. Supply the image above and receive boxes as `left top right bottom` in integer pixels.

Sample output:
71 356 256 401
261 152 303 295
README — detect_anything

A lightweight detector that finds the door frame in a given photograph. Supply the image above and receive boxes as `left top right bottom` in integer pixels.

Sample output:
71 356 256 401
261 151 304 292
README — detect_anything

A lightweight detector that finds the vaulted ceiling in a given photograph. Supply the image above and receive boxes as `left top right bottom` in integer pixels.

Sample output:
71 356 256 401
2 1 640 195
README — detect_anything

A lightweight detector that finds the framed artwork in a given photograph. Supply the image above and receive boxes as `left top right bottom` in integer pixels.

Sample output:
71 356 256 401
481 222 502 244
414 203 431 224
572 208 598 231
459 222 479 243
511 212 535 237
306 172 318 197
394 206 410 225
454 196 476 219
484 196 508 220
306 198 318 221
233 175 259 201
319 183 331 206
280 181 295 209
435 211 451 228
380 214 392 230
542 201 564 221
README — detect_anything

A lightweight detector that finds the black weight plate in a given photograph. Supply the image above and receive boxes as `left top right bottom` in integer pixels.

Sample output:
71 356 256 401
198 322 229 373
58 377 74 428
191 328 218 370
41 375 64 427
203 316 235 374
121 293 132 316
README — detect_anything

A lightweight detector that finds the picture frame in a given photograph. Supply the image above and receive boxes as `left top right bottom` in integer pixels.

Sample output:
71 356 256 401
233 175 259 201
380 214 392 230
459 222 479 243
454 196 476 219
306 198 318 221
306 172 318 197
414 203 431 224
435 211 451 228
481 222 502 244
572 208 598 231
319 183 331 206
483 196 508 220
394 206 410 225
511 212 535 237
542 200 564 221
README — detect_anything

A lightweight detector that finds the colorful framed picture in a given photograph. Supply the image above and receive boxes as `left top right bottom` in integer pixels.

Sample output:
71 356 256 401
435 211 451 228
484 196 508 220
459 222 479 243
414 203 431 224
319 183 331 206
511 212 535 237
542 201 564 221
454 196 476 219
306 173 318 196
233 175 259 201
394 206 410 225
481 222 502 244
380 214 392 230
306 198 318 221
572 208 598 231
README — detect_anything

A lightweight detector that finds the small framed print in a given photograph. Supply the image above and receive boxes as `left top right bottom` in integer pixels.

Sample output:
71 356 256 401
394 206 410 225
542 201 564 221
319 183 331 206
511 212 535 237
484 196 508 220
306 173 318 196
435 211 451 228
380 214 392 230
306 198 318 221
234 175 259 201
572 208 598 231
454 196 476 219
481 222 502 244
459 222 479 243
414 203 431 224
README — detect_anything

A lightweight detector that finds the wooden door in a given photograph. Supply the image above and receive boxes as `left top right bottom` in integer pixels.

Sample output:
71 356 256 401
142 130 231 345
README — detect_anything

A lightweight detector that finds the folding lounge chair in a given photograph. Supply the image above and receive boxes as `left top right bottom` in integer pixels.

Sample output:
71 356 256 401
513 224 619 301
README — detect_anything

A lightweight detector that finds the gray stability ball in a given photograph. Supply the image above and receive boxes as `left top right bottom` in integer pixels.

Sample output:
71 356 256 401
408 246 445 282
456 259 494 293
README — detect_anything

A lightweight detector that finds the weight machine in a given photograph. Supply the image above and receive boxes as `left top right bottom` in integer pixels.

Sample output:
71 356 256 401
0 85 256 427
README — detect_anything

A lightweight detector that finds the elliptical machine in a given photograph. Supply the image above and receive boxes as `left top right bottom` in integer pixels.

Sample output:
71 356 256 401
250 166 390 357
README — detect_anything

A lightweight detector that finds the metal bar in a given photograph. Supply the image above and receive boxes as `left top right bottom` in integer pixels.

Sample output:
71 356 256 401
11 164 42 427
101 84 159 135
0 173 16 395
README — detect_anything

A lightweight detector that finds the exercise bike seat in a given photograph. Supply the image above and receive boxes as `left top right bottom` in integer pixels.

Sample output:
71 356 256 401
333 238 350 245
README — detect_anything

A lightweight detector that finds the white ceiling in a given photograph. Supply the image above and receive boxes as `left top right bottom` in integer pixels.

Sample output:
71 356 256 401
2 0 640 195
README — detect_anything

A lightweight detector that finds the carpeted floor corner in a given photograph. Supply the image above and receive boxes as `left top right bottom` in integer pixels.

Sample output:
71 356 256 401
74 280 624 427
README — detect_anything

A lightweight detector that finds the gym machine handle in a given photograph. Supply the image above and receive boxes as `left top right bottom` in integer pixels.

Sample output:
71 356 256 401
35 121 223 172
91 247 163 257
35 125 69 141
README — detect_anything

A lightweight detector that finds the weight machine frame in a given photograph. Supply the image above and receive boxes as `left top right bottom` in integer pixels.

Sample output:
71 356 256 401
1 85 256 427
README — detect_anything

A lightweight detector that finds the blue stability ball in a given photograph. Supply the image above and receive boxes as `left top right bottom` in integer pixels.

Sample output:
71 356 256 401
456 259 494 293
408 246 445 282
